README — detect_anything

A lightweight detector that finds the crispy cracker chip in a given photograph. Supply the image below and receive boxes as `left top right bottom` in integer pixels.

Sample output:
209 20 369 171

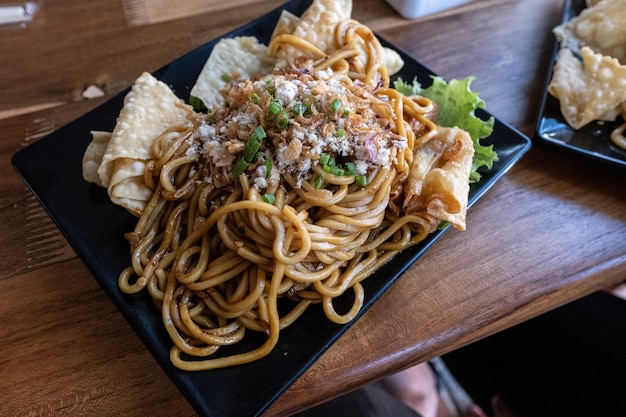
553 0 626 63
581 46 626 120
98 72 192 186
95 72 193 214
382 47 404 75
190 36 276 111
82 131 111 187
270 0 352 62
108 158 153 215
271 10 300 39
548 48 590 129
403 126 473 231
270 0 403 78
291 0 352 53
549 47 626 129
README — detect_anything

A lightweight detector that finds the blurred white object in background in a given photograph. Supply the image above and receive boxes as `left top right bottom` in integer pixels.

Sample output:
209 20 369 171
386 0 475 19
0 3 38 27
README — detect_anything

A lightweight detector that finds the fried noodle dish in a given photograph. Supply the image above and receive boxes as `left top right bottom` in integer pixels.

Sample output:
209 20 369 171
81 0 495 370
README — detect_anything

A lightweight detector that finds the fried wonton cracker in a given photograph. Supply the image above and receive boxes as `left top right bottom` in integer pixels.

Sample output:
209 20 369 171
403 126 474 231
553 0 626 63
548 46 626 129
291 0 352 54
190 36 276 111
269 0 352 63
271 10 300 39
382 47 404 76
610 107 626 150
84 72 193 215
82 130 111 187
270 0 403 77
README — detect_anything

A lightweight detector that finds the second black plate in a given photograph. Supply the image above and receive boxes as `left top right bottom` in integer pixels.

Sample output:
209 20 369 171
535 0 626 169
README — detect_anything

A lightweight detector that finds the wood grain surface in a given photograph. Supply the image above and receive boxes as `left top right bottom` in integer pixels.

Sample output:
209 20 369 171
1 0 625 416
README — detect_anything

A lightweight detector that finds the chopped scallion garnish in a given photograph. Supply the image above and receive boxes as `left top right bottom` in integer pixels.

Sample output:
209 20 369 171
268 98 282 115
276 113 289 129
254 125 266 139
232 125 267 178
437 220 450 230
264 77 275 95
243 130 263 162
265 158 272 177
292 103 312 117
323 164 345 176
189 95 208 113
243 142 259 163
344 162 357 176
314 174 324 190
232 158 249 178
263 194 275 205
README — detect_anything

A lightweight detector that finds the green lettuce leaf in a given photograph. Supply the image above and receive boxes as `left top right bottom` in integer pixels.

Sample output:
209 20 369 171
393 76 498 183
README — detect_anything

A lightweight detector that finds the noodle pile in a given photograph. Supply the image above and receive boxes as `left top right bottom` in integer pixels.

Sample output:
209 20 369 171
85 0 476 371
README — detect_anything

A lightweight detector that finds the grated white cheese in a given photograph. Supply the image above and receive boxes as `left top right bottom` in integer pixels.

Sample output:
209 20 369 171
275 80 298 105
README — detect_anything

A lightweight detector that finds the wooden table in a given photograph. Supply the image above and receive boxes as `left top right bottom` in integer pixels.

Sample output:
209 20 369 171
1 0 625 415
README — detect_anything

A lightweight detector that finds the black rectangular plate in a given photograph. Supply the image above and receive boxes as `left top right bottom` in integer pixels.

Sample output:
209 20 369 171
12 1 531 415
535 0 626 169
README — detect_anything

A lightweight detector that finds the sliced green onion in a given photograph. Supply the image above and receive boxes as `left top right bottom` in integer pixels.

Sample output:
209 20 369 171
232 158 249 178
319 153 330 166
234 126 267 178
344 162 357 176
263 194 276 205
323 164 345 176
314 174 324 190
254 125 266 139
268 99 282 116
330 98 341 114
276 113 289 129
437 220 450 230
243 143 258 163
189 95 208 113
265 158 272 177
337 128 346 137
249 93 259 104
264 77 275 95
221 74 232 83
355 175 367 186
292 103 312 117
243 132 262 162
